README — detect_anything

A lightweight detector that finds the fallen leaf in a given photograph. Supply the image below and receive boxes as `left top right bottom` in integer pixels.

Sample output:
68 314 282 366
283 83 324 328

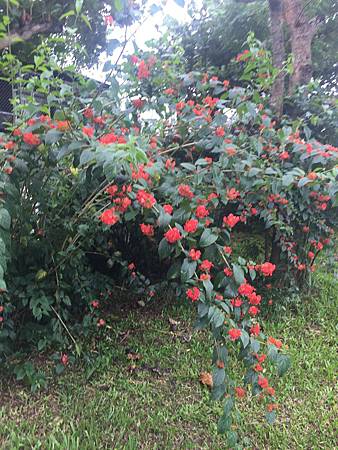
200 371 213 388
127 352 142 361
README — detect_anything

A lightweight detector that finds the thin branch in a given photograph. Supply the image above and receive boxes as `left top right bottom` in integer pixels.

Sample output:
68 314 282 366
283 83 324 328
0 22 52 50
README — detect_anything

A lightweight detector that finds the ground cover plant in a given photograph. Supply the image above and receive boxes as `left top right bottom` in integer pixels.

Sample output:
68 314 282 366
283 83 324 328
0 0 337 447
0 267 336 449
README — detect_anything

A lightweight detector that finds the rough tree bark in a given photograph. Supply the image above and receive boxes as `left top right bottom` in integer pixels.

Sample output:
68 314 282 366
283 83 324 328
283 0 323 90
268 0 285 116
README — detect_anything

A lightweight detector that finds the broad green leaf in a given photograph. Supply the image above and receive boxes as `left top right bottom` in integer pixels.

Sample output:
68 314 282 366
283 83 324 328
276 354 291 376
232 263 245 284
180 258 196 282
212 367 225 386
200 229 218 247
158 238 171 260
0 208 10 230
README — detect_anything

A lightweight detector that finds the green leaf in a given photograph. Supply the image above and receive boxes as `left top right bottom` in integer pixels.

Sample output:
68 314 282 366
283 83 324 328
181 258 197 282
218 414 232 434
298 177 311 188
282 173 294 187
75 0 84 14
107 39 121 54
80 14 92 30
45 129 62 144
158 238 171 260
0 208 10 230
212 367 225 386
200 229 218 247
276 354 291 376
265 410 276 425
167 261 181 279
59 10 75 21
240 330 249 348
180 162 195 171
114 0 123 12
232 264 245 284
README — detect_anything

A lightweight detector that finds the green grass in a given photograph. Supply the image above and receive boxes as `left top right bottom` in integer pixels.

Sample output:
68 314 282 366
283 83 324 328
0 270 337 449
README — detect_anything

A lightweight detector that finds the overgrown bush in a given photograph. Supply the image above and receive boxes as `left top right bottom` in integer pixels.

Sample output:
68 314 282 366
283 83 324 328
0 34 337 445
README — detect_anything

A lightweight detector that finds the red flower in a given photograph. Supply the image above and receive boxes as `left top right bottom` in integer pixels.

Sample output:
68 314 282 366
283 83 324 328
83 107 94 118
130 55 139 64
184 219 198 233
99 133 118 144
256 353 267 363
227 188 240 201
132 98 144 109
223 246 232 255
99 208 119 225
164 88 175 95
250 323 260 336
128 263 135 270
178 184 194 199
164 227 182 244
140 223 154 236
279 151 290 160
23 132 41 146
137 60 150 79
189 249 201 260
186 287 200 302
231 297 242 307
267 337 282 348
82 126 94 138
223 214 240 228
247 292 261 305
165 159 176 171
176 101 185 112
266 386 275 396
259 262 276 277
61 353 69 366
248 306 259 316
4 141 15 150
223 268 233 277
195 205 209 218
91 300 99 308
228 328 241 341
136 190 156 208
308 251 314 259
97 318 106 327
104 15 114 26
235 387 246 398
258 375 269 389
215 126 225 137
106 185 118 197
163 204 173 215
223 80 230 89
200 273 210 281
254 363 263 372
238 283 255 297
199 259 213 272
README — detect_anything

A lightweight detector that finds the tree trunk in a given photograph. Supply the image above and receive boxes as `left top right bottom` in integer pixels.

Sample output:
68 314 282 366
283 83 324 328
268 0 286 116
283 0 323 90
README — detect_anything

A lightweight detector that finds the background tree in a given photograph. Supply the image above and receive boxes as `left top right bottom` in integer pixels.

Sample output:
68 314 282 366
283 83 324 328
0 0 141 67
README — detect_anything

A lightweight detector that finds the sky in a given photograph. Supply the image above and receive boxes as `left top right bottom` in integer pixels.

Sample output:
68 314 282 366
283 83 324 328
83 0 193 81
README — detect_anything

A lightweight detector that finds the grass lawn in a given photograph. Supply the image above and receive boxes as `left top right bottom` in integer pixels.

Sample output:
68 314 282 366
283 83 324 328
0 270 337 449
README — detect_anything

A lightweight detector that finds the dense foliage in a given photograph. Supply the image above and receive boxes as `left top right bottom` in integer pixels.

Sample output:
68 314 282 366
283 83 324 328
0 9 337 447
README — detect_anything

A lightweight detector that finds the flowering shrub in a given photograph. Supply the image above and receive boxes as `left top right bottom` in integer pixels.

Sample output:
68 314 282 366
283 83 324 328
0 37 337 444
